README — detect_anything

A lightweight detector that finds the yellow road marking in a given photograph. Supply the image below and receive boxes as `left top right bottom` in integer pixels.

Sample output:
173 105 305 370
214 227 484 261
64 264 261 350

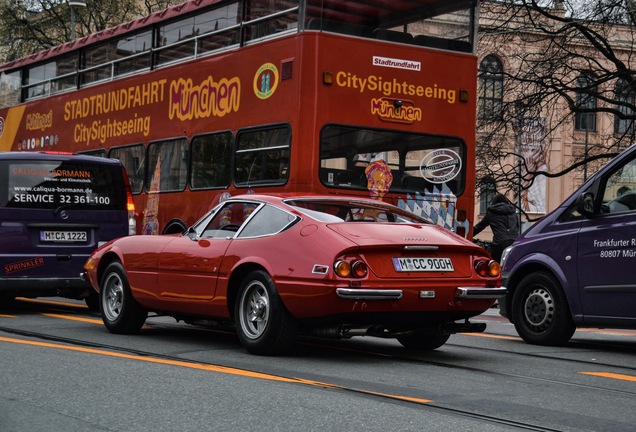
39 313 103 325
0 314 16 318
460 332 520 341
578 328 636 336
580 372 636 382
16 297 88 308
0 335 432 404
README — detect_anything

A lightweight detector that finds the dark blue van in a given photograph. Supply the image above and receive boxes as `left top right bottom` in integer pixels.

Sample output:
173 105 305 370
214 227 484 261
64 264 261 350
500 145 636 345
0 152 135 308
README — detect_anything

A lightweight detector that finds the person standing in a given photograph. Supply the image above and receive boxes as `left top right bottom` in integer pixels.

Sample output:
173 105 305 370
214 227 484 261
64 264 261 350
473 193 519 262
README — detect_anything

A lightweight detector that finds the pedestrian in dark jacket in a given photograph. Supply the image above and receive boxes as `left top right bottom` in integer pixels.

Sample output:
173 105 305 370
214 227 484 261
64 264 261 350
473 193 519 262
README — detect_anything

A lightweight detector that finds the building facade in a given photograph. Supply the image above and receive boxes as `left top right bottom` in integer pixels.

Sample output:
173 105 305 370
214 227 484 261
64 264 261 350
474 0 635 240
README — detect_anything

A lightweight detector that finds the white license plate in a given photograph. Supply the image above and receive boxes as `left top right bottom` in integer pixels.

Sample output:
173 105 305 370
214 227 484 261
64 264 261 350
40 231 87 242
392 257 454 272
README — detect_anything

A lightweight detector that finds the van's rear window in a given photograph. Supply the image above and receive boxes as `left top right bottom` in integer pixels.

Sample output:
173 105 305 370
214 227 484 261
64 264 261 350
0 160 127 210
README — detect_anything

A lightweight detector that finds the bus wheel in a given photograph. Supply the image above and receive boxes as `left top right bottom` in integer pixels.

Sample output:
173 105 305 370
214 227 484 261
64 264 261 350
235 270 297 355
100 262 147 334
512 272 575 346
397 333 450 350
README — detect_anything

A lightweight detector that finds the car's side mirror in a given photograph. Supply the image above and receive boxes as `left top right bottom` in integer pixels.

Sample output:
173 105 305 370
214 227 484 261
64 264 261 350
578 192 595 216
184 226 198 240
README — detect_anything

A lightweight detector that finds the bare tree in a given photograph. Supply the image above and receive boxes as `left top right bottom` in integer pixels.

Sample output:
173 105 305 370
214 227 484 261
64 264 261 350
477 0 636 217
0 0 183 63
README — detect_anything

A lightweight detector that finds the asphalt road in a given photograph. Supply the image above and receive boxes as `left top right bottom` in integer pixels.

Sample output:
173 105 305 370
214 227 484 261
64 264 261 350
1 298 634 432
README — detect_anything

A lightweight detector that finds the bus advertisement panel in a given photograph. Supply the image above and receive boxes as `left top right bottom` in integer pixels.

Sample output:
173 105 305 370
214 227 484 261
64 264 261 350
0 0 478 237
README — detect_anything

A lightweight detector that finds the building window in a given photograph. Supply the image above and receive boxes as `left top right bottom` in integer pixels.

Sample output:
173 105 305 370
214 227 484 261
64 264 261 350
614 78 635 135
479 177 497 214
574 73 597 132
478 55 503 121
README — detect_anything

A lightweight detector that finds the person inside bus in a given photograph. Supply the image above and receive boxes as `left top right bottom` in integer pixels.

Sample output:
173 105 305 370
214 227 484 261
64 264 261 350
473 193 519 262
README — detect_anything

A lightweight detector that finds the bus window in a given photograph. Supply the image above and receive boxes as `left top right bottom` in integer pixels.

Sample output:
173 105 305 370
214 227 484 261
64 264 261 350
114 31 153 77
190 132 233 190
243 0 299 43
320 125 466 197
235 125 291 187
146 138 189 192
0 70 20 109
110 144 146 194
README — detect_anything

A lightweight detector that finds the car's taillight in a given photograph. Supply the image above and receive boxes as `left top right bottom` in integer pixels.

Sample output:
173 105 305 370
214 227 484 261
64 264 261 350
474 259 501 278
122 167 137 235
334 259 368 278
351 261 368 278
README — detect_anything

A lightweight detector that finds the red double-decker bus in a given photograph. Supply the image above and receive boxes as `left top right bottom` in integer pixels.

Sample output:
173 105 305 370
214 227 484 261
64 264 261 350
0 0 479 237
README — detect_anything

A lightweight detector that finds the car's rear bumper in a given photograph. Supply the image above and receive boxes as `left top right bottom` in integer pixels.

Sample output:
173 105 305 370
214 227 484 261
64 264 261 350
336 286 507 301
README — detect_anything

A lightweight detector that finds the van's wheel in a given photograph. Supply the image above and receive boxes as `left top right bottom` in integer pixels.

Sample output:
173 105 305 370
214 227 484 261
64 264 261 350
100 262 147 334
397 333 450 350
235 270 297 355
512 272 575 346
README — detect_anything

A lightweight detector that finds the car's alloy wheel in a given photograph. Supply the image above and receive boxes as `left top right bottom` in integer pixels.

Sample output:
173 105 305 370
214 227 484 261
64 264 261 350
235 270 297 355
512 271 575 346
239 279 270 339
100 262 147 334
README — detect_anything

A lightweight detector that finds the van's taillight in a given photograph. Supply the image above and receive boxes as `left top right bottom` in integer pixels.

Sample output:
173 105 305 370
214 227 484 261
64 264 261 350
122 167 137 235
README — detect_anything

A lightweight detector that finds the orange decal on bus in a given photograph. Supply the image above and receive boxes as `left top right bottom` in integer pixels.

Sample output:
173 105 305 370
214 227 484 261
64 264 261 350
371 98 422 124
26 110 53 131
169 76 241 120
335 71 456 103
0 106 27 152
64 80 167 120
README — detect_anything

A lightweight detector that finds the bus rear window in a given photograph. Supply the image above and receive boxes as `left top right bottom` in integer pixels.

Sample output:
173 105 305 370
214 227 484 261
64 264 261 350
0 160 127 210
319 125 466 197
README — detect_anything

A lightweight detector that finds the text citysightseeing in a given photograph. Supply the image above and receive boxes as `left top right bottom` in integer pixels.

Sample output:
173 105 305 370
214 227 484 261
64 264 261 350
335 71 456 104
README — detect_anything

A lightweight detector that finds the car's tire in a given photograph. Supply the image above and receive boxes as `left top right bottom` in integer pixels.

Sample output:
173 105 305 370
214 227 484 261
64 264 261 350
397 333 450 350
235 270 297 355
511 271 575 346
99 262 147 334
85 290 99 312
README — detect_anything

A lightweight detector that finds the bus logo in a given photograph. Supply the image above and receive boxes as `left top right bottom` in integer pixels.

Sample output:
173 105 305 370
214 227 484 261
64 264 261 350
371 98 422 124
254 63 279 100
420 149 462 184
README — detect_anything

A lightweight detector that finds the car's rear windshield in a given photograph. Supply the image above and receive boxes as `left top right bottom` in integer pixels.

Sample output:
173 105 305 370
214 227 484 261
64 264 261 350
0 159 127 210
285 199 429 224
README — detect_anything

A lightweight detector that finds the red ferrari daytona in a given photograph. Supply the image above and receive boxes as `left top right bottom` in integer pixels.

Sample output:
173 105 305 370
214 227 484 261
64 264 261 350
83 194 505 355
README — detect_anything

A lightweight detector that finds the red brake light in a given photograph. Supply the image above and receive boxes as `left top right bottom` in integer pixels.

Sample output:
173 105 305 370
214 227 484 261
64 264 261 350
351 261 368 278
475 259 500 278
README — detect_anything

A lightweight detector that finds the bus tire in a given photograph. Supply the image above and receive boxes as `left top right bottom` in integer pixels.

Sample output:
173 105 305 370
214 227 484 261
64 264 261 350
397 333 450 350
235 270 297 355
512 272 575 346
99 262 147 334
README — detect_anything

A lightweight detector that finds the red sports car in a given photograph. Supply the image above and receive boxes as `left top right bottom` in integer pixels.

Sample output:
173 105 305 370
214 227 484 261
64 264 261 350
83 194 505 355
